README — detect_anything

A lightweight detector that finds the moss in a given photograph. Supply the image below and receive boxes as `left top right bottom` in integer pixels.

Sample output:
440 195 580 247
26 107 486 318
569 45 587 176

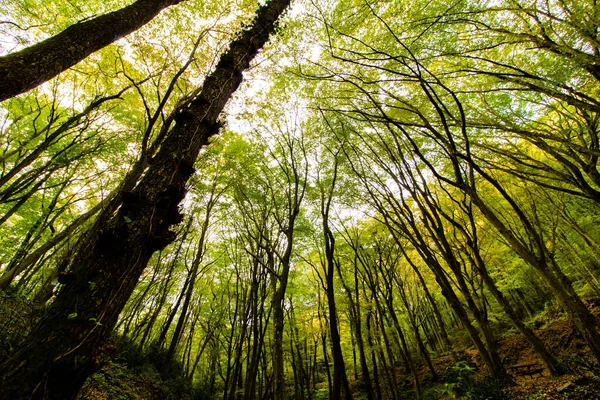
0 289 35 360
78 337 194 400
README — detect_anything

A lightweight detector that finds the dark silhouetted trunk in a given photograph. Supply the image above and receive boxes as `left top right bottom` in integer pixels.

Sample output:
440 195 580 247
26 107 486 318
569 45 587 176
320 157 352 400
0 0 186 101
0 1 290 398
273 189 305 398
337 250 374 400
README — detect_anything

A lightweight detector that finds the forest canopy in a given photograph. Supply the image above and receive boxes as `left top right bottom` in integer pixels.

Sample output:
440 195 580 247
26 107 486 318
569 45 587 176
1 0 600 399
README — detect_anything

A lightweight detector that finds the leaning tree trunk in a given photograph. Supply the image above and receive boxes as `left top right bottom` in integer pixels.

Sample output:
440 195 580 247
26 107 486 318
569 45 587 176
0 1 290 398
0 0 186 102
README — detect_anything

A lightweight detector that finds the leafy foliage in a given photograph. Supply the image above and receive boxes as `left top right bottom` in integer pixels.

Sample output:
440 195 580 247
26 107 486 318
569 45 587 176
2 0 600 398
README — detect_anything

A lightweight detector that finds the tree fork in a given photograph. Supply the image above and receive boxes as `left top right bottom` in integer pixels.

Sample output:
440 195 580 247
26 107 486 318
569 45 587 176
0 0 290 398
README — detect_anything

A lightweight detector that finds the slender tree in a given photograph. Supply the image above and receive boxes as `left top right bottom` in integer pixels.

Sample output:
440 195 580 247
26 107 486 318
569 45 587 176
270 132 308 400
318 146 353 400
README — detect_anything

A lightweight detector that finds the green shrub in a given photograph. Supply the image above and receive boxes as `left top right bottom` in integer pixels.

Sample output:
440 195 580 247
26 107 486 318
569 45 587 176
0 289 35 360
440 360 507 400
467 376 507 400
558 352 600 377
79 336 194 400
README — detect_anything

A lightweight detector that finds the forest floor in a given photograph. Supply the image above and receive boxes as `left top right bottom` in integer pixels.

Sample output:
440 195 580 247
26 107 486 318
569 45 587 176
4 290 600 399
74 298 600 400
497 318 600 399
394 301 600 399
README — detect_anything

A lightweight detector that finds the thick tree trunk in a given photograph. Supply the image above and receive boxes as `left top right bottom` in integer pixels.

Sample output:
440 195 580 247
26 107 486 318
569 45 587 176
0 0 186 101
0 1 290 398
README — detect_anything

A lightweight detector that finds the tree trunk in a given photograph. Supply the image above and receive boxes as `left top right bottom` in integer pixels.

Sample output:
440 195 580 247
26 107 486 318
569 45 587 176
273 222 301 398
0 1 290 398
400 246 452 350
394 277 437 380
119 251 164 338
365 310 382 400
272 263 287 400
163 193 215 374
468 246 563 375
472 192 600 362
338 253 374 400
0 0 186 101
323 234 352 399
353 281 374 400
373 311 398 400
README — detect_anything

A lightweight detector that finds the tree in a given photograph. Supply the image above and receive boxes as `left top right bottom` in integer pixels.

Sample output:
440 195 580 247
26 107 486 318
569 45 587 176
316 139 353 400
3 0 600 398
305 0 600 368
0 0 187 101
267 131 308 400
0 0 290 397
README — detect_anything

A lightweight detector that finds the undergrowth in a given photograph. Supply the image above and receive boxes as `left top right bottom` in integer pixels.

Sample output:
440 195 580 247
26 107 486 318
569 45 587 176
78 337 198 400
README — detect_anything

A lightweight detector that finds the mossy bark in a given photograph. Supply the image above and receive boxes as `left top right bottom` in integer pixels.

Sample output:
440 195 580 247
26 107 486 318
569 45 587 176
0 0 290 398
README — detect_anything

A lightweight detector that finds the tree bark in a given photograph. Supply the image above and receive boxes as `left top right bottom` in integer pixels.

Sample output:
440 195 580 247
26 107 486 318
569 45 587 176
272 148 306 400
0 0 186 101
337 250 374 400
472 190 600 363
319 155 353 400
0 1 290 398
